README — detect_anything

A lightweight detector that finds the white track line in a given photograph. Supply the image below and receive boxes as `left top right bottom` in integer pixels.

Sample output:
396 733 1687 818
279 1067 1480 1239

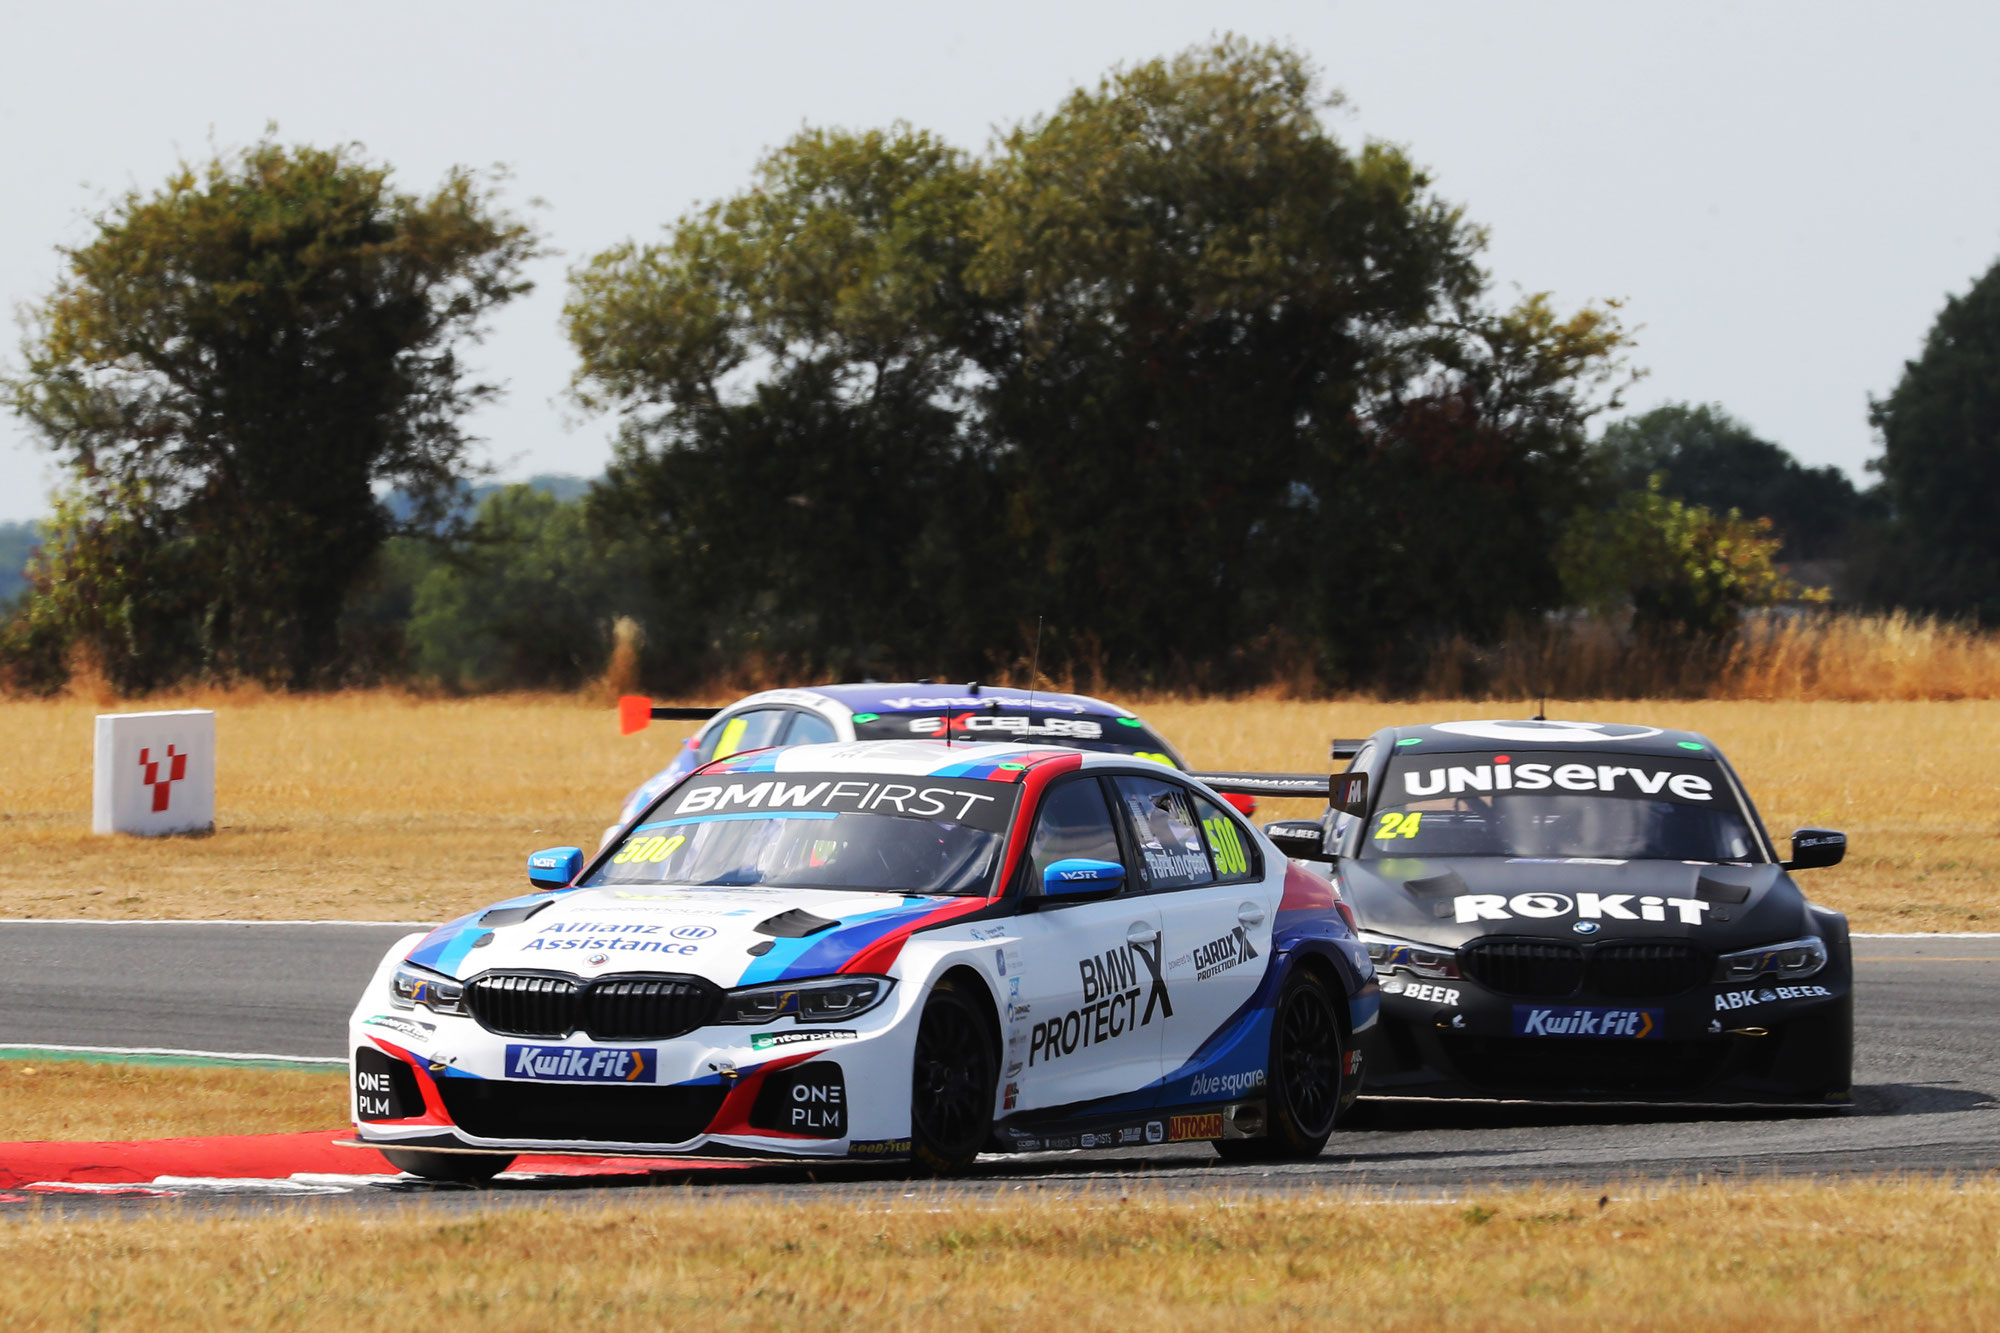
0 1042 344 1065
0 918 434 927
6 920 2000 939
1852 932 2000 939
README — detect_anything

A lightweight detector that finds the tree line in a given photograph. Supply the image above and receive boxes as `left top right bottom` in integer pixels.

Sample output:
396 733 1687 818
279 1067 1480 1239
3 40 1993 697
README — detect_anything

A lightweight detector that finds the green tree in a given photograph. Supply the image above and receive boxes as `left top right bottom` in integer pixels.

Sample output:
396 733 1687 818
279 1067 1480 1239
1597 403 1876 561
566 40 1629 689
568 126 1004 681
3 136 538 690
1558 480 1808 641
1868 258 2000 620
402 486 644 690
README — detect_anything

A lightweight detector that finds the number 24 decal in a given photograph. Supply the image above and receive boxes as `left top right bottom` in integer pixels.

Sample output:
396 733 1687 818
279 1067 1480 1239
1372 812 1422 840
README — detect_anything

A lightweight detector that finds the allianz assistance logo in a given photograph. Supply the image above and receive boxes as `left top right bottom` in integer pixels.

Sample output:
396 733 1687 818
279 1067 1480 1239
138 745 188 812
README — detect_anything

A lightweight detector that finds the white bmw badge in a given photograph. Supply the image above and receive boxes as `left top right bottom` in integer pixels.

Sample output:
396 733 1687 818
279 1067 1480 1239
1572 921 1601 935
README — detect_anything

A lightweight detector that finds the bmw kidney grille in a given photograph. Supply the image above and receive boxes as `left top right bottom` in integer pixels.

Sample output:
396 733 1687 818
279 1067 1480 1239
464 972 721 1040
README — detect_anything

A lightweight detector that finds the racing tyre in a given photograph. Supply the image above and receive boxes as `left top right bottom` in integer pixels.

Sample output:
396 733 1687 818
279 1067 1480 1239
909 978 997 1174
380 1148 516 1183
1214 967 1343 1163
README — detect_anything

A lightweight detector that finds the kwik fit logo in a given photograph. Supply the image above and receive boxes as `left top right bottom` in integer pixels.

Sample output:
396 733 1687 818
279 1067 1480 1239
505 1044 657 1082
1511 1006 1663 1040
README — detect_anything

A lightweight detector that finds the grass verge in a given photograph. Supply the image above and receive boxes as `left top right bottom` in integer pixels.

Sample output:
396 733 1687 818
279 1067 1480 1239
0 1060 344 1141
5 1178 1999 1329
3 691 1996 930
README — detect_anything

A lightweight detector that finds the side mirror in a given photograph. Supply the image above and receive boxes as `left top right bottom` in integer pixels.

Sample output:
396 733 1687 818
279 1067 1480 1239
1265 819 1335 863
1041 858 1125 900
1784 828 1846 871
528 846 584 888
1331 772 1369 817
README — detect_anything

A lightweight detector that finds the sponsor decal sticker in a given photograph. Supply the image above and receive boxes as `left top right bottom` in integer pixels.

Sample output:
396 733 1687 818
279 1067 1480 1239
1167 1113 1224 1142
362 1014 434 1040
1511 1006 1663 1039
505 1044 658 1082
1187 925 1259 981
750 1029 859 1051
1395 983 1460 1005
1714 984 1832 1011
1402 757 1714 802
1189 1069 1266 1099
1456 891 1712 926
523 921 705 955
664 774 1011 830
1028 937 1173 1067
849 1138 912 1157
1430 721 1665 744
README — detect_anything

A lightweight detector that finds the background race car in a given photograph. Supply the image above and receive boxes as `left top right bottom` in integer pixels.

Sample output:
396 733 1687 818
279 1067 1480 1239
1268 718 1851 1105
606 683 1197 840
349 740 1375 1180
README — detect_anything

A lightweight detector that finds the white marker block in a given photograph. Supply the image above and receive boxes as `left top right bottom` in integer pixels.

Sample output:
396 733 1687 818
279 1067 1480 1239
92 710 216 836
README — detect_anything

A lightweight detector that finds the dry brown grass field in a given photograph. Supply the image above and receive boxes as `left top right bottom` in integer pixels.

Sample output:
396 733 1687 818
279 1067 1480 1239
2 691 1995 931
0 1061 343 1141
3 1177 1999 1329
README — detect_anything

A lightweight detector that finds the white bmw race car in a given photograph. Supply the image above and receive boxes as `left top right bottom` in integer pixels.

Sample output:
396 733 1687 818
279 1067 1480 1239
348 739 1377 1178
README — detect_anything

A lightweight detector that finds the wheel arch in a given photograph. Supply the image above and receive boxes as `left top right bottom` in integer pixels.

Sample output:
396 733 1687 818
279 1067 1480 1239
932 962 1005 1059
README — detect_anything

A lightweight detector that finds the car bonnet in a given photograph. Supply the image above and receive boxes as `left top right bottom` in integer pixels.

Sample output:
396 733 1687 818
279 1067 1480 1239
1340 856 1809 949
404 884 988 989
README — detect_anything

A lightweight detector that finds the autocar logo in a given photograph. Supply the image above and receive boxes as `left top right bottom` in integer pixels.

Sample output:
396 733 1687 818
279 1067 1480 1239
1573 920 1601 935
669 925 716 940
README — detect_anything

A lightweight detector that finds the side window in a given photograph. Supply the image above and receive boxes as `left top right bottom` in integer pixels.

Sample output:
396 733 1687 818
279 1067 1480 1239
1114 777 1215 893
782 710 838 746
698 709 788 763
1022 779 1125 896
1192 793 1259 884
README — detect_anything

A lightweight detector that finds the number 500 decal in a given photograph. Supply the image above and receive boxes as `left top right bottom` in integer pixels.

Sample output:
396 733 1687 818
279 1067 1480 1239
612 833 687 864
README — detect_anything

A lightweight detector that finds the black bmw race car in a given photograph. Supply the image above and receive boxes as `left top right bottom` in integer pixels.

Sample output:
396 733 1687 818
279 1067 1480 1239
1266 718 1851 1106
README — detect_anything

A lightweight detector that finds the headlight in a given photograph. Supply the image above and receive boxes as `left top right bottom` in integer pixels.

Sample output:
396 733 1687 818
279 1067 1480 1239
1359 930 1459 980
716 976 893 1025
389 962 468 1016
1712 936 1828 984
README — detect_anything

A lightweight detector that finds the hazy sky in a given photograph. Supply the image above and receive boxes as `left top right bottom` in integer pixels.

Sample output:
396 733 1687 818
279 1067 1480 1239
3 1 1995 522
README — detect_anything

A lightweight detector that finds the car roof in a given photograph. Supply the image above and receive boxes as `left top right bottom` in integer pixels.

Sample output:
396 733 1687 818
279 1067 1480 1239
1377 719 1721 759
737 683 1141 718
701 739 1182 780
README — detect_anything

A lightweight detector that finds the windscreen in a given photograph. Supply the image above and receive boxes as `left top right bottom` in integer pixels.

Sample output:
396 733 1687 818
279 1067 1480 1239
1363 750 1762 862
584 772 1020 896
851 709 1180 767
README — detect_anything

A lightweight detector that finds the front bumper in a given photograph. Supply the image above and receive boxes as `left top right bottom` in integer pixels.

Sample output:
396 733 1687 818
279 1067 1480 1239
347 1005 920 1161
1358 972 1853 1105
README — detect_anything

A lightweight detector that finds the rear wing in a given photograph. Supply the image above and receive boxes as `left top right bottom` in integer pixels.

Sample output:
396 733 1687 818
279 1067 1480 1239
1189 771 1369 816
618 695 723 736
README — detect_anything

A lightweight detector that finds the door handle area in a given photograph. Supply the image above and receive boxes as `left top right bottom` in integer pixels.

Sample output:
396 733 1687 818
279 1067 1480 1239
1237 903 1267 927
1127 922 1161 944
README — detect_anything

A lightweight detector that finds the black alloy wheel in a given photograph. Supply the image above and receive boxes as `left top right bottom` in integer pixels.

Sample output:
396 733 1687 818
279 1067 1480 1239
380 1147 517 1183
1215 967 1344 1162
909 979 997 1174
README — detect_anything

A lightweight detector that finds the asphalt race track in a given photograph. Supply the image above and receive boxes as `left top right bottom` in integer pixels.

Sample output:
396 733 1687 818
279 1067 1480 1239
2 923 1997 1208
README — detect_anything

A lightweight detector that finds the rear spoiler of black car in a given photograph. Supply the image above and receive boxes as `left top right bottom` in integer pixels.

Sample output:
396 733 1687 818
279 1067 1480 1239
619 695 723 735
1190 771 1369 816
1330 739 1367 761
